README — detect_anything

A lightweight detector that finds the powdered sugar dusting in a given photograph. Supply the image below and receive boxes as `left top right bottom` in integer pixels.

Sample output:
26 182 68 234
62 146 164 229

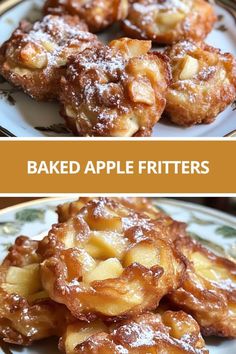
15 15 97 69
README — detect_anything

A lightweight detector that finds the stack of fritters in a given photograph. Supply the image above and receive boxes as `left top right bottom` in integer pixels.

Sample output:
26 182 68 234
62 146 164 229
0 0 235 136
0 197 236 353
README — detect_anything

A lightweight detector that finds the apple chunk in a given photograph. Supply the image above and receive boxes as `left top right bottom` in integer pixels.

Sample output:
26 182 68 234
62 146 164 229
159 11 185 26
179 55 199 80
3 264 42 297
109 38 151 58
83 258 123 284
85 208 122 232
64 321 107 354
124 242 159 268
85 231 127 259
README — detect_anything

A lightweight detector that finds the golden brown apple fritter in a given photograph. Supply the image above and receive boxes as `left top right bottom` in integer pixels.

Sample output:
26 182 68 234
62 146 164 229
169 236 236 338
60 38 171 136
164 40 236 126
0 236 71 346
57 197 187 239
122 0 216 44
56 197 165 222
60 311 208 354
0 15 99 101
44 0 128 33
38 198 185 320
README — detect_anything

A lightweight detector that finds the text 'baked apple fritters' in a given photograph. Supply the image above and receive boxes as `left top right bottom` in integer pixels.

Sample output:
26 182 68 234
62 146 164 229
169 236 236 338
38 198 185 319
164 40 236 126
44 0 128 33
122 0 216 44
0 236 71 345
60 38 171 136
0 15 99 101
60 311 208 354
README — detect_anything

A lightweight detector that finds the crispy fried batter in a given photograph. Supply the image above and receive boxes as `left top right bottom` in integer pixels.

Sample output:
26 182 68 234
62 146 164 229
38 198 185 320
44 0 128 33
0 236 71 345
169 236 236 338
60 311 208 353
60 38 171 136
122 0 216 44
0 15 99 101
164 40 236 126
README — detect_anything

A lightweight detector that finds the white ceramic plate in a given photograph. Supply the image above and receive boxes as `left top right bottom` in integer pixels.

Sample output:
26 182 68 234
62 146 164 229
0 197 235 353
0 0 236 137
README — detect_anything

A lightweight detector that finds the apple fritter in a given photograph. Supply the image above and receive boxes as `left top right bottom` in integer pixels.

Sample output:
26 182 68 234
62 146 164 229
0 15 99 101
57 197 187 240
38 198 185 319
0 236 71 345
44 0 128 33
122 0 216 44
169 236 236 338
164 40 236 126
56 197 165 222
60 311 208 354
59 38 171 137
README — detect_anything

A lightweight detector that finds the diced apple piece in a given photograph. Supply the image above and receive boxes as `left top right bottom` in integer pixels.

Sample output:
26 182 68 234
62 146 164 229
6 266 33 284
190 252 211 269
76 249 97 274
64 321 108 354
20 43 47 69
85 231 127 259
85 208 123 232
162 312 191 339
2 283 24 297
2 283 31 297
6 264 40 286
83 258 123 284
63 231 78 249
109 38 151 58
128 78 155 105
86 281 144 316
191 252 229 282
159 11 185 26
41 40 56 52
179 55 199 80
6 264 39 284
111 116 139 137
124 243 159 268
4 264 41 295
128 58 160 84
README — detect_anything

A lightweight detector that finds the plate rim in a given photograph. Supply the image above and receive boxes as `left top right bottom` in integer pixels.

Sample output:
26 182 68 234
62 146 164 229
0 0 24 17
0 196 235 228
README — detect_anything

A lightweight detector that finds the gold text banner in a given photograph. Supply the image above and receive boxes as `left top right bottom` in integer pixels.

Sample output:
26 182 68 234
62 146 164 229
0 140 235 194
